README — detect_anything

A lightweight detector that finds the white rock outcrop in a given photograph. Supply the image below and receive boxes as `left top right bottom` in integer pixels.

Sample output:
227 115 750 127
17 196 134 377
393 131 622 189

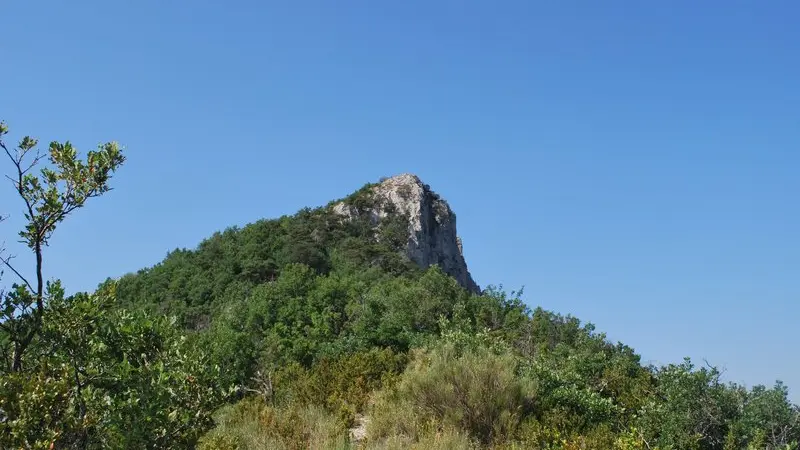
333 174 480 294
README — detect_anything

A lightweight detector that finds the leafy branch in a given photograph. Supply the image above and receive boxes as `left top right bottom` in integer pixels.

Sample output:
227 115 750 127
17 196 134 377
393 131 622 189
0 120 125 371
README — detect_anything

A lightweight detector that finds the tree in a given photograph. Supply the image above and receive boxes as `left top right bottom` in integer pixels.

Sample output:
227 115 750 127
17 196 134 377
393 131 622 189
637 358 740 450
0 121 234 448
0 120 124 371
736 382 800 449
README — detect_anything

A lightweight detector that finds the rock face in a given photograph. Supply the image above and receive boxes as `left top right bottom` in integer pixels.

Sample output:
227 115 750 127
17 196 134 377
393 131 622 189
333 174 480 294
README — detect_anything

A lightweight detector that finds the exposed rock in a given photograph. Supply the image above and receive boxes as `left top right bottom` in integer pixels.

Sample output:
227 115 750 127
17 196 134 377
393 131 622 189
333 173 480 294
349 414 369 443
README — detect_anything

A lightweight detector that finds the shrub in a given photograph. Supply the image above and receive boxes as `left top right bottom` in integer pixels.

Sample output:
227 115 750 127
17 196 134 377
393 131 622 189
197 397 351 450
0 288 233 449
368 341 534 445
370 428 476 449
269 348 406 419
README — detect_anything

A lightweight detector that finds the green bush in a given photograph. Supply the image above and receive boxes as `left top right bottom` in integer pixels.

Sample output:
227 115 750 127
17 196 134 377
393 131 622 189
368 341 534 445
266 348 405 427
0 287 233 449
197 397 351 450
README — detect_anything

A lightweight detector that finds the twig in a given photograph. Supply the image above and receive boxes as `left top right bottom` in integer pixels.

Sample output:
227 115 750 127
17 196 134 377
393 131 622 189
0 254 34 294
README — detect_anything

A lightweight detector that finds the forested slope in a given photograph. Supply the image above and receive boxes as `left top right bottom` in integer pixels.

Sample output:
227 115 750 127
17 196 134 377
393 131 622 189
1 123 796 449
112 175 800 449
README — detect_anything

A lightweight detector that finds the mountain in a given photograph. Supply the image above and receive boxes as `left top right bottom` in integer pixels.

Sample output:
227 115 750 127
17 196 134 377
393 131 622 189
112 173 480 325
103 173 800 450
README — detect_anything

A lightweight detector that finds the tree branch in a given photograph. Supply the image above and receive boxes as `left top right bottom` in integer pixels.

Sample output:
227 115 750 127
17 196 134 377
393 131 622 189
20 151 43 177
2 139 39 251
2 133 46 371
0 253 34 294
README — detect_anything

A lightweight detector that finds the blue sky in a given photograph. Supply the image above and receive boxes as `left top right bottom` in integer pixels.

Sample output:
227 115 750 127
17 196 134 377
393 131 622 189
2 1 798 398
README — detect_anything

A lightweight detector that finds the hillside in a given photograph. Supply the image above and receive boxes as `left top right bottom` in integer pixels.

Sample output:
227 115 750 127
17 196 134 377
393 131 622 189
112 174 799 450
1 141 797 449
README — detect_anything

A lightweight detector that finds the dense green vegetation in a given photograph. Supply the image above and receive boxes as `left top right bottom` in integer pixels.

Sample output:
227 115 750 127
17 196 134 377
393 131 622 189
1 121 798 449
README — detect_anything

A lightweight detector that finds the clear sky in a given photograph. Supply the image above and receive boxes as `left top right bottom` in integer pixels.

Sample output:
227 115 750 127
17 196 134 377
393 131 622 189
2 1 798 399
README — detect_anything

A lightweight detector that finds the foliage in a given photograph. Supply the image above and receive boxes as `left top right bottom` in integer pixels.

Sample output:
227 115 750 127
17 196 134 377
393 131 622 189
636 358 738 449
0 282 235 448
734 381 800 449
272 348 406 418
368 338 534 445
197 397 351 450
110 184 417 329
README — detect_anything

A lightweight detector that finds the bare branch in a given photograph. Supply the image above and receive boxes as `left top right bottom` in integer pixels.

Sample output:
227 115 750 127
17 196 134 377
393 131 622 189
19 150 43 177
0 253 35 293
2 138 39 250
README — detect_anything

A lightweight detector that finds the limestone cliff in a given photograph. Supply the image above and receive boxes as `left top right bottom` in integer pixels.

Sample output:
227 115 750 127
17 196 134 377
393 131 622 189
333 174 480 294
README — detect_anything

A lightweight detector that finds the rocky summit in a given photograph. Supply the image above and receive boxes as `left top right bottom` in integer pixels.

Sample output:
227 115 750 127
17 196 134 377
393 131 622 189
333 173 480 294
